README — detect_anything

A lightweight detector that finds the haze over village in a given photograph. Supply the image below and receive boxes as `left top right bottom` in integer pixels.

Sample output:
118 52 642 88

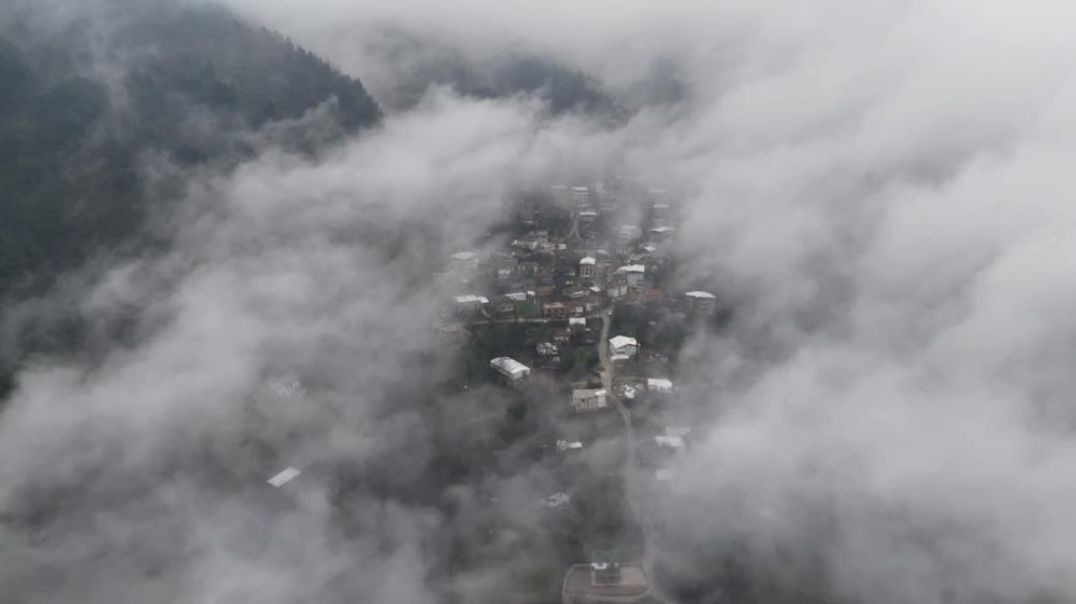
3 1 1076 603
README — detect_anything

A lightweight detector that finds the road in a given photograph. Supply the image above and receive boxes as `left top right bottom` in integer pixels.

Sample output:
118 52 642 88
596 307 635 464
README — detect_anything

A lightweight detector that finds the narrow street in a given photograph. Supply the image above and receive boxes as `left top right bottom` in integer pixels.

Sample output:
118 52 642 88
597 307 635 465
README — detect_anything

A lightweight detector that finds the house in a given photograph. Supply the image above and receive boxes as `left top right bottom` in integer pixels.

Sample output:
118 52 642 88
685 290 717 315
543 492 571 510
450 251 480 272
571 185 590 207
579 256 597 280
654 435 685 452
647 378 673 394
454 295 489 313
569 317 587 333
544 302 569 319
557 439 584 452
618 225 642 246
615 265 645 289
571 388 608 412
608 335 638 360
490 357 531 385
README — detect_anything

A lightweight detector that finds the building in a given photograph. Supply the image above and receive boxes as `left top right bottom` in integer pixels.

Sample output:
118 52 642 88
569 317 587 333
618 225 642 246
685 290 717 315
654 435 685 452
562 553 651 604
579 256 597 280
608 335 638 360
571 185 590 207
450 250 480 272
616 265 645 290
648 226 674 241
454 295 489 313
647 378 673 394
537 342 559 357
490 357 531 385
571 388 608 412
557 439 584 452
544 302 569 319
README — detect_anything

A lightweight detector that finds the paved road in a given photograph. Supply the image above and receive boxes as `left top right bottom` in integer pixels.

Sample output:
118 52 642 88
597 308 635 464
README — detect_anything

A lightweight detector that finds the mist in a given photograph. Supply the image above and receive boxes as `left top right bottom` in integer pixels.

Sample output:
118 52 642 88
4 0 1076 602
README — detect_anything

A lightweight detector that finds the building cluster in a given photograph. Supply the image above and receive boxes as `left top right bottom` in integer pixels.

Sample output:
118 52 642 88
440 180 724 603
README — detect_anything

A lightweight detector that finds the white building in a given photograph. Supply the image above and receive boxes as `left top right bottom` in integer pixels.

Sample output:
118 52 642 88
450 251 479 272
557 439 584 452
571 388 608 412
685 290 717 315
490 357 531 384
569 316 587 332
654 435 685 451
454 294 489 310
571 185 590 207
647 378 673 394
616 264 646 289
579 256 597 280
609 335 638 360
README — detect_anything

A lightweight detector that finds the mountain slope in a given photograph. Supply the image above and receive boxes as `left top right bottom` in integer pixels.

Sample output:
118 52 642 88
0 1 381 296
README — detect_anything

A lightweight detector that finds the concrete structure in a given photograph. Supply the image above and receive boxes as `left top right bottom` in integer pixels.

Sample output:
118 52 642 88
450 250 479 272
579 256 597 280
616 265 645 289
571 185 590 207
571 388 608 412
685 290 717 315
557 439 584 452
608 335 638 360
490 357 531 385
454 295 489 312
544 302 569 319
647 378 673 394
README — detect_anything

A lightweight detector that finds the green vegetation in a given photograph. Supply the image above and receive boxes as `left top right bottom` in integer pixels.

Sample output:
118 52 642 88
0 3 380 298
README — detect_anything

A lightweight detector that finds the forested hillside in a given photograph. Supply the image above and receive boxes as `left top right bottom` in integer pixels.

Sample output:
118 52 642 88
0 1 381 297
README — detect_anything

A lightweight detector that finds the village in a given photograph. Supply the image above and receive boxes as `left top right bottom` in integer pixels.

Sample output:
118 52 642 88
440 180 724 603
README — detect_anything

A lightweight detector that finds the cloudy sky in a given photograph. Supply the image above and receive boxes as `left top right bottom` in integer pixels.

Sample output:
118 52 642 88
4 0 1076 602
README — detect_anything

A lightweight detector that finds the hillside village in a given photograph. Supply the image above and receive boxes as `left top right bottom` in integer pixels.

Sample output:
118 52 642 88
439 180 727 603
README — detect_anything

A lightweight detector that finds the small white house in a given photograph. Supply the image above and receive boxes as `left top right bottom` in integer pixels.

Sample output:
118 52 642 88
579 256 597 280
557 439 584 453
647 378 673 394
571 185 590 207
608 335 638 360
685 290 717 314
490 357 531 384
450 251 480 272
571 388 608 412
454 295 489 311
616 264 646 289
569 317 587 332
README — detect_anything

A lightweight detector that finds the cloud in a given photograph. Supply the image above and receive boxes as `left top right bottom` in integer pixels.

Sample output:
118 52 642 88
7 0 1076 602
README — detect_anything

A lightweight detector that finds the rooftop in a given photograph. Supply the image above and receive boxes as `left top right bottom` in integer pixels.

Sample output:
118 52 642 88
451 251 478 261
617 264 646 274
609 335 638 349
580 256 597 265
490 357 531 380
685 290 716 299
454 295 489 305
647 378 673 392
